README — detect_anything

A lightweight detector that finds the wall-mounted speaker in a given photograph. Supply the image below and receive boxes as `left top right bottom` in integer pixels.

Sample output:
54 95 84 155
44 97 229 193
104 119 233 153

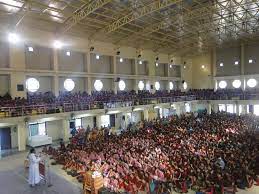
150 85 154 89
17 84 24 91
114 77 121 82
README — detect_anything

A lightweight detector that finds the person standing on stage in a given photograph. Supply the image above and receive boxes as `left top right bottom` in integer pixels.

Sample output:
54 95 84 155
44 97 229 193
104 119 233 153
28 148 41 187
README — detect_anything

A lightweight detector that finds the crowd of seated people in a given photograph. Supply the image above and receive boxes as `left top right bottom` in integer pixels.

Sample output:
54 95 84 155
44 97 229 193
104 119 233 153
1 88 259 117
44 112 259 193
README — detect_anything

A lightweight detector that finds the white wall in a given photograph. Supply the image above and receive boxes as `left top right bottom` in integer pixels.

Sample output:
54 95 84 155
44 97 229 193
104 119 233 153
91 54 112 73
117 58 134 75
0 41 9 68
0 75 10 95
82 116 94 129
58 50 85 72
46 120 63 141
25 45 53 70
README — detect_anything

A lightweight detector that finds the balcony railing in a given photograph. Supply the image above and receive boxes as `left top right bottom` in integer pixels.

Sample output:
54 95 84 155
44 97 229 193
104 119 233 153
0 95 197 118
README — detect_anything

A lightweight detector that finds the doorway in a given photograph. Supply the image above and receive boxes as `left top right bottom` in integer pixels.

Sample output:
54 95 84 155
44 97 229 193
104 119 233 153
0 127 11 150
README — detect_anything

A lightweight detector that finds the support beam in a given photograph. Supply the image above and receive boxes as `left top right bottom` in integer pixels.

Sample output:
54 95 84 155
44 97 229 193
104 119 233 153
106 0 182 33
59 0 112 34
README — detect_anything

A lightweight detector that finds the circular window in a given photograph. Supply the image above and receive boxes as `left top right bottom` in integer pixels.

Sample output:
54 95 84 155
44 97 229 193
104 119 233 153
64 79 75 91
138 81 144 90
247 78 257 88
232 80 241 88
94 80 103 91
118 80 126 91
169 82 174 90
218 80 227 89
155 81 160 90
26 78 40 92
183 82 188 90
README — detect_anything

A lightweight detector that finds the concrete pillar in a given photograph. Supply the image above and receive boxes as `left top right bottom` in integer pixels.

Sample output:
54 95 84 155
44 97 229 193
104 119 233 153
241 43 245 75
86 52 91 94
87 77 92 94
87 52 91 73
211 47 217 90
17 122 26 151
53 49 59 96
208 102 212 114
113 56 118 94
134 59 138 75
61 119 70 143
143 109 149 120
9 44 26 98
241 43 245 91
53 75 59 96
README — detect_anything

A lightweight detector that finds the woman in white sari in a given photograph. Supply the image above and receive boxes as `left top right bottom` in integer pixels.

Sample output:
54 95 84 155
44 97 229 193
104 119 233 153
28 148 41 187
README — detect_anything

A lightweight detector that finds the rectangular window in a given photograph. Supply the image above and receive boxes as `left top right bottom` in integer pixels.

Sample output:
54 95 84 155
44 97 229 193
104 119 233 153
29 122 46 136
100 115 110 127
226 104 234 113
218 104 225 112
254 105 259 116
38 123 46 136
75 118 82 128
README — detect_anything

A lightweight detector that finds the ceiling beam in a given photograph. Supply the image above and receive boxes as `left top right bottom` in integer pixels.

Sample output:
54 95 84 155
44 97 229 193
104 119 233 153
58 0 112 34
106 0 183 33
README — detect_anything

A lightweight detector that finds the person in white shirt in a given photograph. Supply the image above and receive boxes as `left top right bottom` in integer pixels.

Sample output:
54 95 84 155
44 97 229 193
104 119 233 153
28 148 41 187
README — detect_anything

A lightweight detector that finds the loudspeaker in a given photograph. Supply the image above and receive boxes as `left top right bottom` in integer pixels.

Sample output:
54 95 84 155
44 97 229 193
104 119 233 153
150 85 154 89
182 80 185 84
17 84 24 91
114 77 120 82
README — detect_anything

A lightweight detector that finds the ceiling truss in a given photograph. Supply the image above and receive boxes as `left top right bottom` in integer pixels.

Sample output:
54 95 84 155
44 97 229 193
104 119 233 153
0 0 258 56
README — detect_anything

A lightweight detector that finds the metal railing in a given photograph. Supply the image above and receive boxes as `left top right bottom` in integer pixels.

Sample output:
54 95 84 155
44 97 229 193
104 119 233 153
0 95 197 118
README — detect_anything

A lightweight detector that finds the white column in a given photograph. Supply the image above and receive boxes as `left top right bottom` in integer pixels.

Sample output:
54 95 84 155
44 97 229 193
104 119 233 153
241 43 245 91
113 56 118 94
235 102 240 115
86 52 92 94
208 102 212 114
53 49 59 96
241 43 245 76
17 122 27 151
143 109 149 120
87 77 92 94
61 119 70 143
211 48 217 89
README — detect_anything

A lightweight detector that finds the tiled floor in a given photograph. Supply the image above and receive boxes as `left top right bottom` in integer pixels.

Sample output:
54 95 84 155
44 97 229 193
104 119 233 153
0 150 258 194
0 152 82 194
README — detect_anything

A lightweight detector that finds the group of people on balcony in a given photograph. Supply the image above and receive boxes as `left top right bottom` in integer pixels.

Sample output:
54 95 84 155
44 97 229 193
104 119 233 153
44 112 259 193
1 88 259 117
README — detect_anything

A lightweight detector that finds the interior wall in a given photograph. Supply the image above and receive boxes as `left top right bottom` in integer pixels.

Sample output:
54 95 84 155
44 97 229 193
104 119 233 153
46 120 62 141
117 58 134 75
0 74 10 95
156 63 166 77
58 50 85 72
216 46 241 76
82 116 94 129
244 44 259 74
90 54 112 74
0 41 9 68
26 76 53 93
92 78 113 91
137 61 147 75
181 59 192 89
169 65 181 77
191 53 212 89
25 45 53 70
123 79 134 91
59 77 85 92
